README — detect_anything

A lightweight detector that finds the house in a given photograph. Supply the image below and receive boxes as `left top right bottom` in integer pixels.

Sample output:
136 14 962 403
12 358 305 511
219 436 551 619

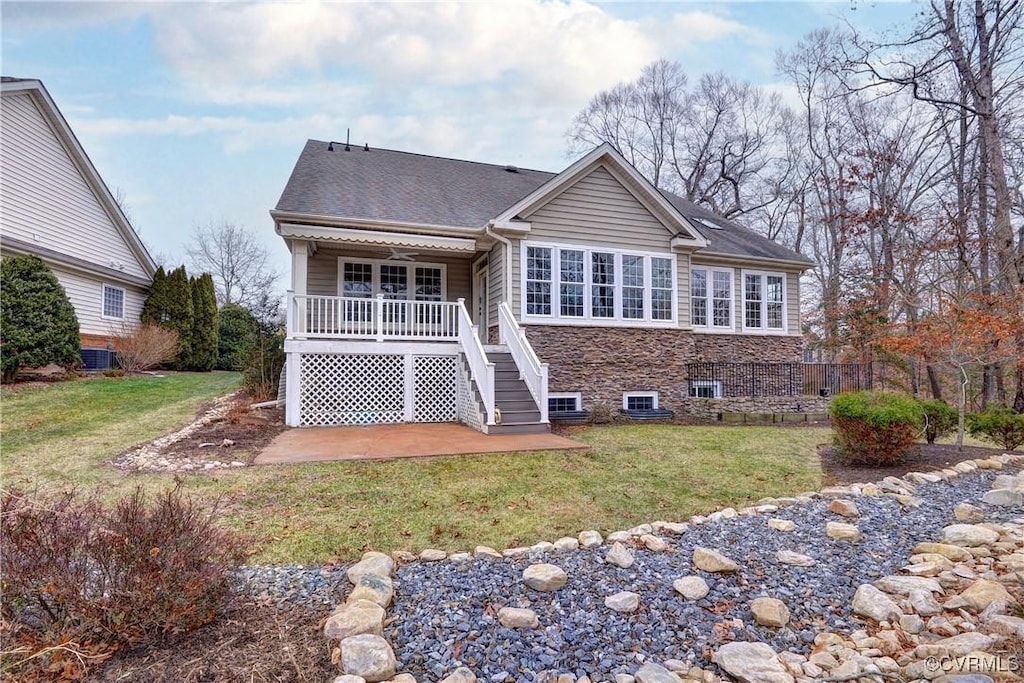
0 77 156 368
272 141 815 433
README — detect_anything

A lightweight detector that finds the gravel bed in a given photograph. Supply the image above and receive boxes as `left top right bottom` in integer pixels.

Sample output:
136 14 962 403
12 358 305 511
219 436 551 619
232 467 1022 681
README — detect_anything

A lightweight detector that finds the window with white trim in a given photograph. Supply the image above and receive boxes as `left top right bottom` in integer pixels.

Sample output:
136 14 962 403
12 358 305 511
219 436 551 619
338 258 447 301
743 271 786 332
548 392 582 413
691 267 733 329
623 391 658 411
688 380 722 398
102 284 125 320
521 243 676 324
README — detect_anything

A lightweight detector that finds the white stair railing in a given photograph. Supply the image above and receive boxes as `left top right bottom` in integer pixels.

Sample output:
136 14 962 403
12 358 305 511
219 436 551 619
456 299 496 425
497 302 549 423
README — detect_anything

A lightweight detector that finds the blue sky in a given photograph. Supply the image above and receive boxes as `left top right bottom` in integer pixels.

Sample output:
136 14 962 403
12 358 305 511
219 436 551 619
2 1 921 282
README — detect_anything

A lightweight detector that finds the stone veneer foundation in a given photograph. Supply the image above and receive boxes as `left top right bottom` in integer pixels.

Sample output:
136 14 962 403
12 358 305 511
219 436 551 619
519 325 805 415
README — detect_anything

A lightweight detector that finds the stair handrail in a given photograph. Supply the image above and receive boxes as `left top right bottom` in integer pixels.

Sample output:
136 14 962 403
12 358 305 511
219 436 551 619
456 299 496 425
497 302 549 423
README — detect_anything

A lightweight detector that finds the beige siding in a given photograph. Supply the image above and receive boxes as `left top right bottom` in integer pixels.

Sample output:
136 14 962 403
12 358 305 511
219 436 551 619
676 253 691 327
690 261 802 335
486 242 505 324
0 93 148 280
49 264 146 337
524 165 676 251
788 274 800 333
306 247 472 301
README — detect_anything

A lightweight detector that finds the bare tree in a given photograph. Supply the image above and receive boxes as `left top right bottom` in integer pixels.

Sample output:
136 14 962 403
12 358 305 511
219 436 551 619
186 221 283 308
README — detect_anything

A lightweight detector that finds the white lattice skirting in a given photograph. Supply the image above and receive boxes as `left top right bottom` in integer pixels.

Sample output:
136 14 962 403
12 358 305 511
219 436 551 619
297 353 459 427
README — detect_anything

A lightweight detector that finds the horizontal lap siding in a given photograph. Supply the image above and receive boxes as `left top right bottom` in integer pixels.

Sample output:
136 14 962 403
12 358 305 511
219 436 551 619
514 165 677 318
487 243 504 324
49 265 146 337
306 247 472 301
691 260 802 335
0 93 148 279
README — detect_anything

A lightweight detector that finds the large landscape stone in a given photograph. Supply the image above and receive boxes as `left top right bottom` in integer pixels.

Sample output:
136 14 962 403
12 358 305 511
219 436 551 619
767 518 795 532
634 662 683 683
942 524 1000 547
324 600 385 640
826 522 862 542
348 574 394 608
640 534 669 551
873 575 944 596
693 546 739 572
673 576 710 600
947 579 1016 612
439 667 477 683
992 474 1024 491
981 489 1023 506
339 634 397 683
605 591 641 613
750 597 790 627
522 563 568 591
920 633 996 658
851 584 901 622
419 548 447 562
606 542 635 568
913 542 973 561
347 552 395 585
828 499 860 518
497 607 538 628
579 530 603 548
713 642 795 683
954 503 985 523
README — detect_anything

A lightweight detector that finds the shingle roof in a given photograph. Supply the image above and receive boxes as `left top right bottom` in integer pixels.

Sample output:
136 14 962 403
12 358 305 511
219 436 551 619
276 139 812 266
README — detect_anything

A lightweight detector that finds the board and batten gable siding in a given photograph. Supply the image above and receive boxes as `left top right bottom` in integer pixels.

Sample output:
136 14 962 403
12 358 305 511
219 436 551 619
305 246 472 301
49 264 146 338
0 92 148 280
511 164 689 322
690 259 803 335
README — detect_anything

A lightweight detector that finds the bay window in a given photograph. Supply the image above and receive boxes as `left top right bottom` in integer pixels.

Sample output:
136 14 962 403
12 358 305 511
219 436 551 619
521 242 675 324
691 267 733 329
742 271 786 332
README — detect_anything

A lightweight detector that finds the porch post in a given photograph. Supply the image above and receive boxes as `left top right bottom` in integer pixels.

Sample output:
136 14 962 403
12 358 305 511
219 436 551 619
290 239 308 340
285 351 301 427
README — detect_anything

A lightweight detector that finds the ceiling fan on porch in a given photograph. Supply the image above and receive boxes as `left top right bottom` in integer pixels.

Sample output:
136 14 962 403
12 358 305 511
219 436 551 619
381 248 419 261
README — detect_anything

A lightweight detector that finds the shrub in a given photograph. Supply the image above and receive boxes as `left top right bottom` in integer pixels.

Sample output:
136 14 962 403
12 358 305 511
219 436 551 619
112 323 179 374
0 255 80 382
0 484 244 679
189 273 219 371
967 407 1024 451
918 398 958 444
142 265 193 369
217 303 258 371
829 390 923 466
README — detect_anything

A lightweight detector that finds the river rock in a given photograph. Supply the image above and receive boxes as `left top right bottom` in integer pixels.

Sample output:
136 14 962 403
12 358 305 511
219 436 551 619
828 499 860 518
981 489 1023 506
751 597 790 627
605 591 641 613
439 667 477 683
693 546 739 572
339 634 397 682
851 584 901 622
954 503 985 523
713 642 795 683
946 579 1016 612
419 548 447 562
634 662 683 683
640 534 669 552
768 518 795 532
522 563 568 591
826 522 862 542
324 600 385 640
347 551 395 585
942 524 1000 547
497 607 538 628
578 530 603 548
776 550 815 567
873 575 944 596
348 574 394 608
913 542 973 561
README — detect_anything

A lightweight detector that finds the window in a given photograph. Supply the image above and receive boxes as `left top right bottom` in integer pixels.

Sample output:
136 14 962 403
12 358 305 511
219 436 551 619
521 243 676 325
742 271 786 332
691 267 733 329
526 246 552 316
688 380 722 398
548 392 582 413
338 259 447 300
102 284 125 320
623 391 658 411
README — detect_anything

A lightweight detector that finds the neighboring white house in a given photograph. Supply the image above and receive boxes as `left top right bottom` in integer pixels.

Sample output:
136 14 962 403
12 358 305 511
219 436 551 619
273 141 816 434
0 77 156 368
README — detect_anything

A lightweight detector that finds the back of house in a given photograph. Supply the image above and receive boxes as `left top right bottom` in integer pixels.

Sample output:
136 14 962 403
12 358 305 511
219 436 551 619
0 77 156 368
272 140 815 432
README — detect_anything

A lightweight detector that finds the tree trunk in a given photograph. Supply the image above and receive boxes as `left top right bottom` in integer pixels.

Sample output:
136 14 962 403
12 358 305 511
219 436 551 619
926 364 943 400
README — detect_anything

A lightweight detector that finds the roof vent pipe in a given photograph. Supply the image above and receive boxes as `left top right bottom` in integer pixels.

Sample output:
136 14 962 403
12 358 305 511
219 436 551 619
504 165 519 173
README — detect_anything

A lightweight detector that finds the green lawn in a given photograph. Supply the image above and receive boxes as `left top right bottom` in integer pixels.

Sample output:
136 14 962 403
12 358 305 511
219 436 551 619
1 375 827 564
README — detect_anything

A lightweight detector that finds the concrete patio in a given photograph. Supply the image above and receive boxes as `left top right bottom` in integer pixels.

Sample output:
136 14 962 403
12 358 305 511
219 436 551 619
254 422 587 464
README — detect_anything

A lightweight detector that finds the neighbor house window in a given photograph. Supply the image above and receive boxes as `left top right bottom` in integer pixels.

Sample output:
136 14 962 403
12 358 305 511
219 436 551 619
743 271 786 332
521 243 676 324
548 392 582 413
623 391 658 411
102 284 125 320
688 380 722 398
691 267 733 329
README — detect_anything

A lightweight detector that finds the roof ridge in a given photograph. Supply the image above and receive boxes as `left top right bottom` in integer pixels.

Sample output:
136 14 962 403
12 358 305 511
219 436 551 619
306 138 555 176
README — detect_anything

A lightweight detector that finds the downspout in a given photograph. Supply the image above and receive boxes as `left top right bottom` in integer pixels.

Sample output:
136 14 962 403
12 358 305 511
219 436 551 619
484 222 514 343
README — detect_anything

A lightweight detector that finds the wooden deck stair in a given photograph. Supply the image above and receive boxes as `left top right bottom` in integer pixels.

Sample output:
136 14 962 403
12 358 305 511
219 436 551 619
486 351 549 435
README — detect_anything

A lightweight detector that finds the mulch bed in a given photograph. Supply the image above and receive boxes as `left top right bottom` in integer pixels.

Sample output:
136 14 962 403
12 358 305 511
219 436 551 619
98 595 335 682
820 442 1018 485
172 402 287 465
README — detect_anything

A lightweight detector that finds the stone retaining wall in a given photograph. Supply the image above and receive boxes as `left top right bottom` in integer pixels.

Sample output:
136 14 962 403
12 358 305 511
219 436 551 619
684 396 832 420
521 325 804 414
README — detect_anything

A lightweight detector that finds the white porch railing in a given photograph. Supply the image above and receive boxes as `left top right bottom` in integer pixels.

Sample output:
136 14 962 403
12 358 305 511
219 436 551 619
498 301 549 423
289 293 460 341
457 299 496 425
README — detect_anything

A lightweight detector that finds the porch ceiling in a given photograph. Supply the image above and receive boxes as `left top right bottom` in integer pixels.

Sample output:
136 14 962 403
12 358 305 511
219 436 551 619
278 222 479 254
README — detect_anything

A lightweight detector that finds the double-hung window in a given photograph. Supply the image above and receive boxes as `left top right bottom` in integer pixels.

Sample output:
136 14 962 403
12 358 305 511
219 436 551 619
521 243 675 324
742 271 786 332
102 284 125 320
690 267 733 330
